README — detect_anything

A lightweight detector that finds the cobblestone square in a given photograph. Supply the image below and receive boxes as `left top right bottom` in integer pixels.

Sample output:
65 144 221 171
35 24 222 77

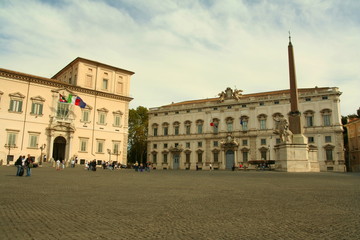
0 166 359 240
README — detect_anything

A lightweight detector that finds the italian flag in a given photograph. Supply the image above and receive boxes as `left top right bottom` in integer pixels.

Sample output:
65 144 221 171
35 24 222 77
67 94 77 104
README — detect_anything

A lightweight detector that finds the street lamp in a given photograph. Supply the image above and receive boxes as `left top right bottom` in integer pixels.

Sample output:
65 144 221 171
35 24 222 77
39 144 46 165
6 144 15 165
107 149 111 163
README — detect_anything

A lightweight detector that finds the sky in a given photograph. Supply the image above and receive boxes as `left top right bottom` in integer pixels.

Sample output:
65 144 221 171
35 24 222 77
0 0 359 115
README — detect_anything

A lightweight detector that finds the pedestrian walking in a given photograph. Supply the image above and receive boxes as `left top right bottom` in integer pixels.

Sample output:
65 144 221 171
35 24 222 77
56 160 61 170
14 155 23 176
24 154 33 176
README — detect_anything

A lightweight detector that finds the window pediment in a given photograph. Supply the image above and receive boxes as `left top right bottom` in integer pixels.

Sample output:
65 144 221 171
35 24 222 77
97 107 109 113
9 92 25 99
30 95 46 102
113 110 123 115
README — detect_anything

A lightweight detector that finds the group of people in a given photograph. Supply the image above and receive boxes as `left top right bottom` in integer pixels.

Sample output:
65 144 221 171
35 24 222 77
133 162 151 172
14 154 34 177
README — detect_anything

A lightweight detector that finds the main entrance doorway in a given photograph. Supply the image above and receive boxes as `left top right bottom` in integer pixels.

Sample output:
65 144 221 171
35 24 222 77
173 154 180 170
53 136 66 161
226 150 234 170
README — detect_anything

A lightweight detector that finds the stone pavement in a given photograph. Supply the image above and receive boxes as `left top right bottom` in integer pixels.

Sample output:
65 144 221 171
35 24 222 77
0 166 359 240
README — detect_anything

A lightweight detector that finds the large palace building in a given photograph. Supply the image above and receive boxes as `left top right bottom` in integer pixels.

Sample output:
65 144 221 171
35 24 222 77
147 87 346 172
0 58 134 166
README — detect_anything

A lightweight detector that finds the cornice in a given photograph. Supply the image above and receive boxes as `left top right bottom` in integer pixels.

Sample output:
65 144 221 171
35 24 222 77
0 68 133 102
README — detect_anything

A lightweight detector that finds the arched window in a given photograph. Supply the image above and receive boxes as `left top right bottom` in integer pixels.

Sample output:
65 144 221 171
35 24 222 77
162 122 169 136
173 121 180 135
321 109 332 126
225 117 234 132
196 119 204 134
184 120 191 135
240 116 249 131
258 114 267 130
152 123 158 136
303 110 315 127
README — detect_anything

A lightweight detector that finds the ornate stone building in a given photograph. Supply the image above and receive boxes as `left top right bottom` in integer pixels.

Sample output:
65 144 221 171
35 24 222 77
0 57 134 166
147 87 346 172
345 110 360 172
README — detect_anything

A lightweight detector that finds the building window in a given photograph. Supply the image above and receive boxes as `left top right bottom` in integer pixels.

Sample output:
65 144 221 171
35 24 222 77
152 154 157 164
322 96 328 100
152 124 158 136
186 142 190 148
321 109 332 126
325 136 332 143
28 134 38 148
164 143 168 148
198 142 202 148
81 109 90 122
259 102 264 106
30 96 45 115
242 104 247 108
184 121 191 135
304 110 315 127
211 119 219 134
6 132 17 147
186 153 190 163
242 151 248 162
173 122 180 135
213 152 219 163
227 106 232 109
99 112 106 125
9 99 23 113
226 117 233 132
213 107 218 110
197 152 203 163
97 140 104 153
261 150 267 160
305 97 311 102
175 111 179 114
163 154 168 164
85 75 93 87
274 100 279 104
241 117 249 131
102 79 108 90
258 114 267 130
79 138 88 152
196 120 203 134
113 142 120 155
174 143 179 147
163 126 168 136
276 138 281 144
113 112 122 127
242 139 248 146
153 144 157 149
308 137 315 143
261 139 266 145
213 141 218 147
57 103 70 119
97 108 108 125
326 149 333 161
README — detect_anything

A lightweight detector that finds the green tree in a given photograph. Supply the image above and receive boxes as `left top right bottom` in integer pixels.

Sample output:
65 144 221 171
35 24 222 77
128 106 148 165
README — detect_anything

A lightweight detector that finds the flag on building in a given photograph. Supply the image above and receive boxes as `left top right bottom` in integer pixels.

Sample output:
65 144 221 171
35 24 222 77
59 94 67 102
210 122 214 127
75 97 87 108
67 94 76 104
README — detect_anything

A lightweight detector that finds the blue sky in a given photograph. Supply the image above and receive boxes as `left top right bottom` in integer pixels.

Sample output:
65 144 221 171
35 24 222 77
0 0 359 115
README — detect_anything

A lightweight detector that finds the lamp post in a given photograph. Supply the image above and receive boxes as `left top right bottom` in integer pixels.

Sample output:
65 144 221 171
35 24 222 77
6 144 15 165
107 149 111 163
39 144 46 166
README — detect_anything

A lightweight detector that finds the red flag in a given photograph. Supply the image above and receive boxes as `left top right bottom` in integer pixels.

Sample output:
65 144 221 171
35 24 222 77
210 122 214 126
59 94 67 102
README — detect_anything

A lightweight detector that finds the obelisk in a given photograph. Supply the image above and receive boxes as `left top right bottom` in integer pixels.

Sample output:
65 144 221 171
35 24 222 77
287 35 306 144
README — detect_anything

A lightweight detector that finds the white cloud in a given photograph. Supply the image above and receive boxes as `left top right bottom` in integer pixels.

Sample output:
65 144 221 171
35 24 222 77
0 0 359 115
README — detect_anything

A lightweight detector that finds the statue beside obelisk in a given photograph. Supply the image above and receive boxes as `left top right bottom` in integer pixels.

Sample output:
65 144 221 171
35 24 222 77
274 35 320 172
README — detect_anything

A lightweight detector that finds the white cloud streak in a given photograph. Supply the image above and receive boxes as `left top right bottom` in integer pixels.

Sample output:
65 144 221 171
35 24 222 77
0 0 359 115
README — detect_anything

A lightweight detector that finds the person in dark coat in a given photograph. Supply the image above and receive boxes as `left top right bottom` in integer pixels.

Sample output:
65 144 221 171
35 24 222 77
24 154 33 176
15 156 23 176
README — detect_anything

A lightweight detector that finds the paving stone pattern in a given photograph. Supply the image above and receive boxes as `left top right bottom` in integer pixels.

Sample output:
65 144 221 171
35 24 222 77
0 166 359 240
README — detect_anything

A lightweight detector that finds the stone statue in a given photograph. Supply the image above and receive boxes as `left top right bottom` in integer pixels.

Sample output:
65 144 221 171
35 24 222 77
274 117 293 143
218 91 225 102
232 89 243 101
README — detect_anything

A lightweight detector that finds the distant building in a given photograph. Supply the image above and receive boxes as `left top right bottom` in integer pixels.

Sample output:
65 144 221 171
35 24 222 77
0 57 134 166
345 110 360 172
147 87 346 172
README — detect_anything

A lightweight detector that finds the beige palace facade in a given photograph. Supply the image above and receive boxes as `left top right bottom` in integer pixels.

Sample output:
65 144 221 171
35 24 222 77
147 87 346 172
0 57 134 166
345 115 360 172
